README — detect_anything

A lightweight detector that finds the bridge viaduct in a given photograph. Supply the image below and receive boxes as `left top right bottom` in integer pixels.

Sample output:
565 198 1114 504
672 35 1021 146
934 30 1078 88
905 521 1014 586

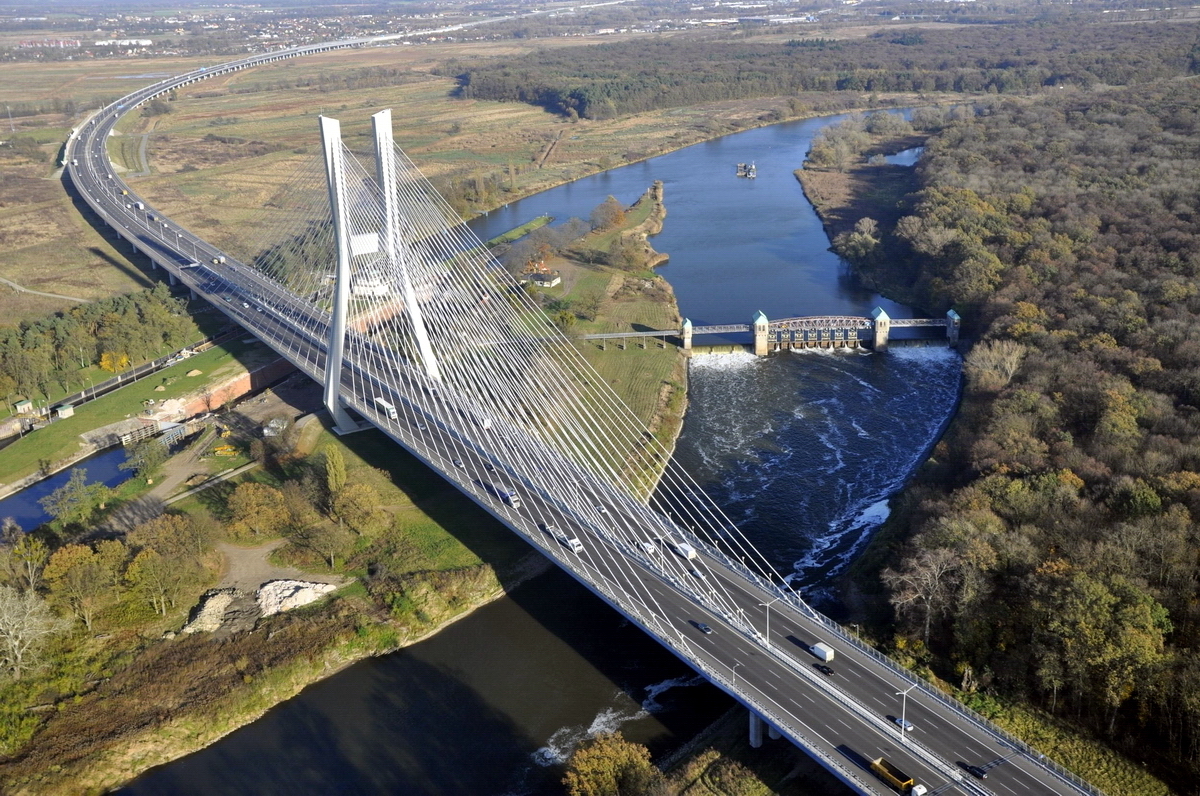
59 32 1102 796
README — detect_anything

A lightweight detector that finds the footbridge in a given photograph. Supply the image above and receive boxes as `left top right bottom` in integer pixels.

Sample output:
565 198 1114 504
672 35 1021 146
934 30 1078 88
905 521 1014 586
63 46 1101 796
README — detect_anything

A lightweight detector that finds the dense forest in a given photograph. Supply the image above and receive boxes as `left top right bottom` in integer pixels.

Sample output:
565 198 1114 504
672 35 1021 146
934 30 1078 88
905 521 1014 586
0 284 198 405
441 22 1200 119
861 83 1200 789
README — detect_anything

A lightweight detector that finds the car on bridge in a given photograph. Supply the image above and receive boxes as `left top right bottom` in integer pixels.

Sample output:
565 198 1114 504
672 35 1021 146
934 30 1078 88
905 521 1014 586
691 621 713 635
554 530 583 553
963 764 988 779
813 663 834 677
892 716 915 733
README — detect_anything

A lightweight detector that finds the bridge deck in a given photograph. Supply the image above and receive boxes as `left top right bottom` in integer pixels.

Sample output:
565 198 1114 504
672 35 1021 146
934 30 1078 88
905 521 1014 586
61 48 1098 796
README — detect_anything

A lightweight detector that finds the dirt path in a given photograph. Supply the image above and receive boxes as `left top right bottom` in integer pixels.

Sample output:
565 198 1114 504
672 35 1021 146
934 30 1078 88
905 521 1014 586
215 538 347 592
0 275 89 303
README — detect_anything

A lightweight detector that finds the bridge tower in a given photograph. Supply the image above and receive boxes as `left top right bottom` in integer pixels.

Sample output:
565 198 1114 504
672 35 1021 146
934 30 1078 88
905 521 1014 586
318 115 367 434
752 311 769 356
871 307 890 352
372 109 442 383
681 318 693 351
946 308 961 345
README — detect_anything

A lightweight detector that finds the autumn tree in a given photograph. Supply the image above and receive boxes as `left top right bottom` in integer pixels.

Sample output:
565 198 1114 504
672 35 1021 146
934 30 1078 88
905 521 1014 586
834 217 882 264
331 482 386 535
289 522 355 570
125 548 188 616
43 544 106 631
38 468 111 537
964 340 1027 393
281 480 322 531
227 482 289 537
98 351 130 373
119 439 169 483
882 547 962 645
129 513 206 560
563 732 667 796
590 196 627 231
0 522 48 592
94 539 129 593
323 446 347 507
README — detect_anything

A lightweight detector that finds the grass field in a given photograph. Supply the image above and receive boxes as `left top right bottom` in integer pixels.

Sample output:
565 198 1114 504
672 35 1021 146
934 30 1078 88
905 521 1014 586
0 39 796 331
0 337 275 486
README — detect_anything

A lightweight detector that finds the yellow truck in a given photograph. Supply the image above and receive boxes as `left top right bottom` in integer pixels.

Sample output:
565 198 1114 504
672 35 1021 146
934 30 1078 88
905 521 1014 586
870 758 927 795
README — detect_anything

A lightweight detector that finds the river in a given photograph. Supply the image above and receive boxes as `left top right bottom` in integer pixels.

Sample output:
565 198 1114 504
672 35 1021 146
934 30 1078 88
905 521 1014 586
0 446 131 530
118 114 959 795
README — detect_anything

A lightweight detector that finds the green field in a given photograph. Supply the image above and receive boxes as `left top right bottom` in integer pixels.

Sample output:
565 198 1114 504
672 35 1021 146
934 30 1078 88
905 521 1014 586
0 338 275 486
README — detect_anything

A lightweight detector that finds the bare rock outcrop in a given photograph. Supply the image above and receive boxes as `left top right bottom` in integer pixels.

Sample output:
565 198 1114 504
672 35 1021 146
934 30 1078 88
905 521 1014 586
256 579 337 617
181 588 240 634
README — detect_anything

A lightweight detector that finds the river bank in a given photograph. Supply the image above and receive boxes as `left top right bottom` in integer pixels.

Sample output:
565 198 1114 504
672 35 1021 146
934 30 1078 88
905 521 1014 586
793 126 1175 796
0 187 690 795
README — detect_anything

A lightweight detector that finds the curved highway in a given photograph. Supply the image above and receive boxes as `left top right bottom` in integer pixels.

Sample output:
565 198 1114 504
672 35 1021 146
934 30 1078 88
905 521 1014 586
62 29 1104 796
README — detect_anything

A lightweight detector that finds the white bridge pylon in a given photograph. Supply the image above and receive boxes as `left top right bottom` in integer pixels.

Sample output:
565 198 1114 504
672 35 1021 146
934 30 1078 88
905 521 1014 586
300 109 811 605
298 109 815 646
319 111 443 432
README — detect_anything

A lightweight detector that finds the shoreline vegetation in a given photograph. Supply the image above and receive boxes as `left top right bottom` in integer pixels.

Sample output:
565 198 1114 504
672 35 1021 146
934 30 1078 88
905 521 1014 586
8 13 1198 793
798 111 1175 796
0 186 691 795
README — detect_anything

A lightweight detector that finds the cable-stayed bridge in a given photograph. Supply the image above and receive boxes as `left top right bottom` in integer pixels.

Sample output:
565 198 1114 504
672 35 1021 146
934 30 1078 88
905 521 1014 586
63 48 1105 796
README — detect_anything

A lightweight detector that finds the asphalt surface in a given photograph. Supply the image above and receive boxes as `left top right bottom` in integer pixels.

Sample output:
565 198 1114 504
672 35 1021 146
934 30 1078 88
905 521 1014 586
63 41 1101 796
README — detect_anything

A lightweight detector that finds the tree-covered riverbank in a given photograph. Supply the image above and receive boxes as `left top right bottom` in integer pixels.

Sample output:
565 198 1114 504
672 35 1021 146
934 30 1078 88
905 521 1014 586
801 91 1198 795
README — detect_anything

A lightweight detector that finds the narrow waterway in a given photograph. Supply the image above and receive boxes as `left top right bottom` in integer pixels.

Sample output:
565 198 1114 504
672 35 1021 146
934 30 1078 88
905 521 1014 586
119 112 957 795
0 446 131 530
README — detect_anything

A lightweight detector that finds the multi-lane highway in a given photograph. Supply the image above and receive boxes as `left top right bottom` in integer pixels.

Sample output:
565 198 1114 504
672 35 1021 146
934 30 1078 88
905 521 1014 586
63 33 1104 796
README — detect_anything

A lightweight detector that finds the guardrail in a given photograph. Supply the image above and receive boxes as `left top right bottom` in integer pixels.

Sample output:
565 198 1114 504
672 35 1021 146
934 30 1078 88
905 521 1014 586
69 35 1104 796
674 525 1104 796
809 615 1105 796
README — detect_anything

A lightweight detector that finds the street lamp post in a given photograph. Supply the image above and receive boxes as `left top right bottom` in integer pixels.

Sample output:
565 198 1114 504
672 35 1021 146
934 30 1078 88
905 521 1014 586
732 661 741 689
759 596 780 644
896 683 917 740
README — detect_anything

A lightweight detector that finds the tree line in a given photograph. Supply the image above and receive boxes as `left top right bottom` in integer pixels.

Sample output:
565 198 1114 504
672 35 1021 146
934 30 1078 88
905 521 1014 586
439 21 1200 120
0 436 390 756
857 82 1200 789
0 284 199 407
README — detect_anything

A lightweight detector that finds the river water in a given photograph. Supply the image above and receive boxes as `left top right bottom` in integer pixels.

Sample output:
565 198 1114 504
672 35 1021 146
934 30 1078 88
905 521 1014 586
0 446 131 530
118 114 959 795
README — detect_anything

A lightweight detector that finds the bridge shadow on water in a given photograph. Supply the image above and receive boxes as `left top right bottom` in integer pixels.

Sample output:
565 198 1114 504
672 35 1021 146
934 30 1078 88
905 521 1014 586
115 566 736 796
115 643 546 794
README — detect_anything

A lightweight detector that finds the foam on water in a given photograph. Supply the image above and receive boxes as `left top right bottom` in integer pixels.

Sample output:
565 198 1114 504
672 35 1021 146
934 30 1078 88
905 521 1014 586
530 674 709 768
531 695 650 767
672 346 961 597
689 351 759 371
642 674 707 712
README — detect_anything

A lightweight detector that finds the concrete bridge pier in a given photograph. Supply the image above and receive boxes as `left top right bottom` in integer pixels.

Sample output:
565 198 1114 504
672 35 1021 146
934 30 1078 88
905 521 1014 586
753 311 769 356
768 724 781 740
749 711 764 748
681 318 692 351
871 307 890 352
